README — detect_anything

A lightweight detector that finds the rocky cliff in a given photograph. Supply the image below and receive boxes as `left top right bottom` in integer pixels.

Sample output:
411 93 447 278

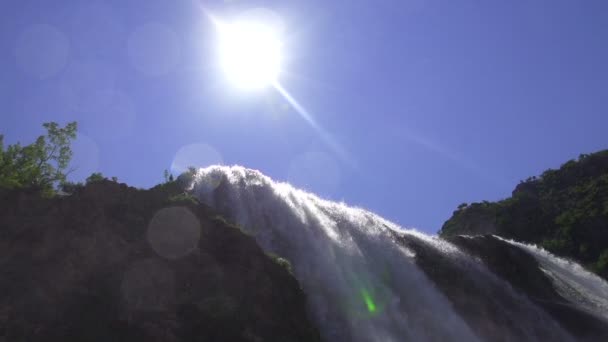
0 180 319 342
441 150 608 279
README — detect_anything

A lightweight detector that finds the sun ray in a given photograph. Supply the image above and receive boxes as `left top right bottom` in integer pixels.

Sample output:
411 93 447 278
273 82 353 166
206 10 353 167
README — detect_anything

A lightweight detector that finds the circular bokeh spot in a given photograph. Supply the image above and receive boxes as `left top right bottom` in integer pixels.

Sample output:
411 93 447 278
128 22 181 77
121 258 175 312
171 143 223 174
69 2 126 58
147 207 201 260
15 24 70 79
63 60 117 100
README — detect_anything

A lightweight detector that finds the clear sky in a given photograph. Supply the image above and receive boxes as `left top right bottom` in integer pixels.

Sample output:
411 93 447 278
2 0 607 234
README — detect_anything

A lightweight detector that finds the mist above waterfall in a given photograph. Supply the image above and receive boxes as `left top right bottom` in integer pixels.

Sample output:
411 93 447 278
191 165 607 341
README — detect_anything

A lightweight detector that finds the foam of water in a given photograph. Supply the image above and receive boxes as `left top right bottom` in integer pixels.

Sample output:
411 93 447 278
498 236 608 321
192 166 478 341
189 165 581 341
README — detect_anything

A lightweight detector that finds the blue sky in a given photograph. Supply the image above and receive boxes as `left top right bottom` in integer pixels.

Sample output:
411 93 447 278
2 0 607 234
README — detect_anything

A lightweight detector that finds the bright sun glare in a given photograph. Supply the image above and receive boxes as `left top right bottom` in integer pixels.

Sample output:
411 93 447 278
215 19 282 90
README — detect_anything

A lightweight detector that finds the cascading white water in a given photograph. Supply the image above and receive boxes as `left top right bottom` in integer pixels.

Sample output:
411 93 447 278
189 165 586 341
192 166 478 341
498 236 608 321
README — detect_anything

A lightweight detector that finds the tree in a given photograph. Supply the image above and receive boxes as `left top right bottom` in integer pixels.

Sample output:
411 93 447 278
0 122 77 195
163 169 174 183
176 166 198 190
86 172 106 184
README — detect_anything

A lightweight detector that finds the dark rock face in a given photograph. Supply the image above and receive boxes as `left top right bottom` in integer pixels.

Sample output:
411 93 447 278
0 182 319 342
394 233 563 341
393 232 608 342
448 235 608 341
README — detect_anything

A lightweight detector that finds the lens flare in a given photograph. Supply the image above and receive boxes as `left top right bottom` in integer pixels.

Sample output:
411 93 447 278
206 11 352 165
361 289 377 313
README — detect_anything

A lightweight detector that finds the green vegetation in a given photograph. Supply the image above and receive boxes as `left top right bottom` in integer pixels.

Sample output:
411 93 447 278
167 192 200 205
59 180 84 195
266 252 294 275
60 172 120 195
176 166 198 189
0 122 77 196
86 172 106 183
152 168 200 205
441 150 608 279
83 172 118 184
163 169 174 183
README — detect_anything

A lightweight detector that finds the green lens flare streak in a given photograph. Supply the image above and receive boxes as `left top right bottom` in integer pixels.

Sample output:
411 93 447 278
360 289 377 313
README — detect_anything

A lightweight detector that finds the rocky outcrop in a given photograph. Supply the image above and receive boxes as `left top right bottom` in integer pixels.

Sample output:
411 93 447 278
440 149 608 279
0 181 320 342
449 235 608 341
392 232 608 341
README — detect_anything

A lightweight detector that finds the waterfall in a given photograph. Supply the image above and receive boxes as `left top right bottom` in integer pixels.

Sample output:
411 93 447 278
189 165 603 341
498 237 608 321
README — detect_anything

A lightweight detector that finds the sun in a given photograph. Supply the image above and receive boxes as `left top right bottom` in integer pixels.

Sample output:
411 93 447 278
215 19 282 90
